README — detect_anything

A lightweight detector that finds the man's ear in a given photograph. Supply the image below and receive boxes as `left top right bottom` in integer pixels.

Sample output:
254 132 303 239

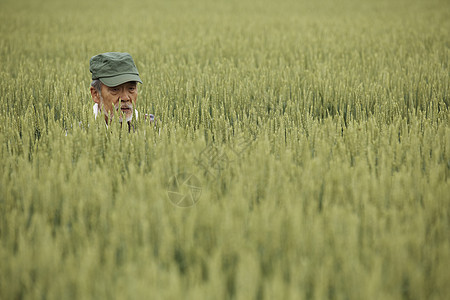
90 86 101 104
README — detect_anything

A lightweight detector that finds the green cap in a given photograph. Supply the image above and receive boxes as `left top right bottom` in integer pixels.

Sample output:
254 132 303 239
89 52 143 87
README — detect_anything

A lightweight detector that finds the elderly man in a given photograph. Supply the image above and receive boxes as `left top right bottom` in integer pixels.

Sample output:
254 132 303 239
89 52 153 129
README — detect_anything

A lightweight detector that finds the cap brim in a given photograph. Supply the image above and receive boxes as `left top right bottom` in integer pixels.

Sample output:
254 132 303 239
99 74 143 87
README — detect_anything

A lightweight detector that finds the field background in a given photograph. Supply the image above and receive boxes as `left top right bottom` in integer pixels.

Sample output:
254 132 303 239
0 0 449 299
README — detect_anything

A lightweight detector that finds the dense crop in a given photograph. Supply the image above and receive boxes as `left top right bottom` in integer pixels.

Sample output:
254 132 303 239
0 0 449 299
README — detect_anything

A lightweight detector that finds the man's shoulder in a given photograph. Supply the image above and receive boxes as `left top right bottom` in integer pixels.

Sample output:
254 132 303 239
144 113 155 122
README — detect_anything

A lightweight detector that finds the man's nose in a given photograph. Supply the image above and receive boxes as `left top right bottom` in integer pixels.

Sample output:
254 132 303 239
119 90 131 101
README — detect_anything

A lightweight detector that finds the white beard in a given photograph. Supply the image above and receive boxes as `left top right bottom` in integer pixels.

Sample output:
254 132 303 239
93 103 138 123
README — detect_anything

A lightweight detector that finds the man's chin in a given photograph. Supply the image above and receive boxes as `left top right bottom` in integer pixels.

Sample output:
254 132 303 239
103 112 133 123
121 113 133 123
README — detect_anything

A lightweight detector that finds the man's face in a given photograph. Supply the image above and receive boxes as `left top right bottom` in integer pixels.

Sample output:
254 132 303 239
91 81 138 123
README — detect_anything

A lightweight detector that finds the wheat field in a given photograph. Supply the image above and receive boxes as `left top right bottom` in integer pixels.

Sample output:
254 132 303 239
0 0 449 299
